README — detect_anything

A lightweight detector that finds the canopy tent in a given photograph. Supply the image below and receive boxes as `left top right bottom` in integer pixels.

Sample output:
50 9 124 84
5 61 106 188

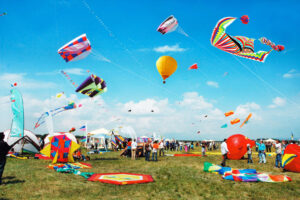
89 134 109 149
263 138 276 143
89 128 110 136
4 129 40 153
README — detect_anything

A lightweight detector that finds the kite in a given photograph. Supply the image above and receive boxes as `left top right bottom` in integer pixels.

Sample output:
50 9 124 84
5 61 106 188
224 110 234 117
157 15 178 35
60 70 78 87
240 113 252 128
259 37 284 51
156 56 177 84
211 16 284 62
76 74 107 98
0 12 7 16
34 101 77 129
58 34 91 62
87 173 154 185
282 144 300 173
56 92 64 98
221 124 228 128
188 63 198 70
230 118 240 125
40 134 80 164
197 131 200 134
10 88 24 137
240 15 249 24
226 134 255 160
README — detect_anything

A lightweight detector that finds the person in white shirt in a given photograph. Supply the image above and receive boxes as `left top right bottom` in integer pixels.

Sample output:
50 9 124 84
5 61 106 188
273 140 282 168
159 140 165 156
131 139 137 160
220 139 229 167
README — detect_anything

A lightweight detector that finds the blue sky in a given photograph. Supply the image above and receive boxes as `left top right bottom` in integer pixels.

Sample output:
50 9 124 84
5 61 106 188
0 0 299 140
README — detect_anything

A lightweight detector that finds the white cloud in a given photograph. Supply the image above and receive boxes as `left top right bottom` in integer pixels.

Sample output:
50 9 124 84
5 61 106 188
235 102 261 120
153 44 186 53
63 68 86 75
180 92 214 110
206 81 219 88
268 97 286 108
283 69 300 78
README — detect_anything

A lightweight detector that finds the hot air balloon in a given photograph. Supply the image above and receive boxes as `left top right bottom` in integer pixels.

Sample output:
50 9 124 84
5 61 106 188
156 56 177 84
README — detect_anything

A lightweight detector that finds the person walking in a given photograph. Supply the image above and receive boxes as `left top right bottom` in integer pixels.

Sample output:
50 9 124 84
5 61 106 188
274 140 282 168
131 139 137 160
144 141 151 161
221 139 229 167
256 140 266 164
152 141 159 161
0 132 27 185
247 144 253 164
159 140 164 156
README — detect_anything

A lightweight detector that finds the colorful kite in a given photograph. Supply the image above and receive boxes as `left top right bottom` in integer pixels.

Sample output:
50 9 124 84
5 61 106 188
282 144 300 173
188 63 198 70
58 34 91 62
224 110 234 117
87 173 154 185
56 92 64 98
226 134 255 160
157 15 178 35
230 118 240 125
34 101 77 129
221 124 228 128
211 16 284 62
240 113 252 128
240 15 249 24
40 134 80 164
75 74 107 98
156 56 177 84
10 88 24 137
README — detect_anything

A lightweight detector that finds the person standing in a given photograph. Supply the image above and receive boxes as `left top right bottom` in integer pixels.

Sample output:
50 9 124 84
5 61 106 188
159 140 164 156
131 139 137 160
152 141 159 161
144 141 151 161
201 142 206 156
126 139 132 158
0 132 27 185
256 140 266 164
274 140 282 168
247 144 253 164
221 139 229 167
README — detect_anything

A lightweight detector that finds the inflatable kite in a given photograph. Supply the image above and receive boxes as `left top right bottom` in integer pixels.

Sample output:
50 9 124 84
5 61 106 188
40 134 80 164
226 134 255 160
224 110 234 117
211 16 284 62
282 144 300 173
157 15 178 35
58 34 91 62
188 63 198 70
240 113 252 128
34 101 77 129
230 118 240 125
156 56 177 84
75 74 107 98
88 173 154 185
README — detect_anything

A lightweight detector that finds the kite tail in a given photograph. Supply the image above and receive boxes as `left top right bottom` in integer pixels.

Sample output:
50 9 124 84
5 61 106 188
259 37 284 52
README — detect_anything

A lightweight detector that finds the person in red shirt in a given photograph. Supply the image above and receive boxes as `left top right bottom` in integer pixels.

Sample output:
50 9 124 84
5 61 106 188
126 139 132 158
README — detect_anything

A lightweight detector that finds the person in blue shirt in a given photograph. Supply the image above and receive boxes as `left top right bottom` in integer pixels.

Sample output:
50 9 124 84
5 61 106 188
256 140 266 164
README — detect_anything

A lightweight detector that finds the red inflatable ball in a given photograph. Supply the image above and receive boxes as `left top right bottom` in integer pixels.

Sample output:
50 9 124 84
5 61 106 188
282 144 300 173
226 134 255 160
240 15 249 24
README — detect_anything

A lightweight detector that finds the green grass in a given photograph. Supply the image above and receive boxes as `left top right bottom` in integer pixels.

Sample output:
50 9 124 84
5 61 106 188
0 148 299 200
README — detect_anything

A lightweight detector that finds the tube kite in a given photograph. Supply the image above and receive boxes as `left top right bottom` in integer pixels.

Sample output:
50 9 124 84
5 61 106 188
211 16 284 62
224 110 234 117
240 113 252 128
58 34 91 62
230 118 240 125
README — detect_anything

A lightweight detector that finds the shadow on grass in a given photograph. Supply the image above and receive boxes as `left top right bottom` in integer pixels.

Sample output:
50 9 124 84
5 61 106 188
2 176 15 180
3 179 25 185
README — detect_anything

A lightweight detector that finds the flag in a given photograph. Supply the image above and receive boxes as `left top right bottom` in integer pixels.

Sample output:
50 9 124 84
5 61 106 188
111 137 117 146
79 125 86 131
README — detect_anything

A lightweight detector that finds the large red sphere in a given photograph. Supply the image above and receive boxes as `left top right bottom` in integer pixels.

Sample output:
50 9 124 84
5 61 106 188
226 134 255 160
283 144 300 173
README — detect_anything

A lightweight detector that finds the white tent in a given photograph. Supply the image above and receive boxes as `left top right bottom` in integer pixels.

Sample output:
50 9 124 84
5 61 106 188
90 134 108 149
4 129 40 153
89 128 110 135
263 138 276 143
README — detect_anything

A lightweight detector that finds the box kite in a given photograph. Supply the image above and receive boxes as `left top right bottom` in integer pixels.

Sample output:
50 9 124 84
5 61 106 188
87 173 154 185
40 135 80 163
58 34 91 62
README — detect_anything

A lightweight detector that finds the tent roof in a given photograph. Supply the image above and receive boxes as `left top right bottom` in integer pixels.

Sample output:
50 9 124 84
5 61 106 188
90 134 108 139
89 128 109 135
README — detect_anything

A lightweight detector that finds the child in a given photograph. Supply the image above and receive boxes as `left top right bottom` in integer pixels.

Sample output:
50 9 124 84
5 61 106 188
247 144 253 164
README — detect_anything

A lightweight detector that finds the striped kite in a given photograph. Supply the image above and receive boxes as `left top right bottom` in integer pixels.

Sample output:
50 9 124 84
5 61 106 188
211 16 284 62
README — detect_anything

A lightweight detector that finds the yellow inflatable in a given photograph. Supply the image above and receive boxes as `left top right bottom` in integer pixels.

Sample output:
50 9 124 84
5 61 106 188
156 56 177 84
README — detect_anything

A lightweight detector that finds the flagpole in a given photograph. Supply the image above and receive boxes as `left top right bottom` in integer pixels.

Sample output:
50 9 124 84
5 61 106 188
85 122 88 149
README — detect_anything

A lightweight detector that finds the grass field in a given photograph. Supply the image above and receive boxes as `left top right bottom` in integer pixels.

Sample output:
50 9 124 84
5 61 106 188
0 148 299 200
